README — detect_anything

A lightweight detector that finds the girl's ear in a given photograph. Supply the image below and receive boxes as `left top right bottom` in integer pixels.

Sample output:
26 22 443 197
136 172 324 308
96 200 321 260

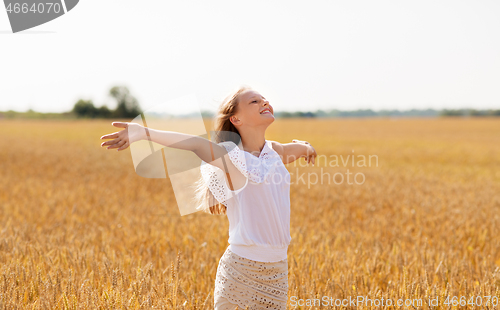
230 115 240 126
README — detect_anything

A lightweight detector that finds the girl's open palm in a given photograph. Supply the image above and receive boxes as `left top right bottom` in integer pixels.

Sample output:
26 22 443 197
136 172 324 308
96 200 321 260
100 122 144 151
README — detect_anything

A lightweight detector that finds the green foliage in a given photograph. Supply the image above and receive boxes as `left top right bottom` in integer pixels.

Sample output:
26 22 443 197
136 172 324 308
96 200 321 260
276 111 317 118
71 86 142 119
439 108 500 117
72 99 99 118
0 109 70 119
109 86 142 118
275 108 442 118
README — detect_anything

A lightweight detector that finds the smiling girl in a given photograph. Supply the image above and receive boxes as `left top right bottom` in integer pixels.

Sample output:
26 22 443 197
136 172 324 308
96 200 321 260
100 85 317 310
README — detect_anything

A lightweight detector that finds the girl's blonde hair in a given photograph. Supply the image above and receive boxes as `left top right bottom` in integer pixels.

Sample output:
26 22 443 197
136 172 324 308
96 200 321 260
194 84 252 215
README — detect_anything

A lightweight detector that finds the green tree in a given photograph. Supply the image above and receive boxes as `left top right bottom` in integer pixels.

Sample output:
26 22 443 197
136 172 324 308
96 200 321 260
109 86 142 118
97 105 112 118
72 99 98 118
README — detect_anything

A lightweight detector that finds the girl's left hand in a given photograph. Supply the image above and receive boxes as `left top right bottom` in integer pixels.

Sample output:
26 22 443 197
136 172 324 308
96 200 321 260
292 139 317 165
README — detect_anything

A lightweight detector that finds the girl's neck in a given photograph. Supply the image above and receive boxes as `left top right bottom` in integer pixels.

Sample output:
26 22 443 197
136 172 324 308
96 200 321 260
239 128 267 157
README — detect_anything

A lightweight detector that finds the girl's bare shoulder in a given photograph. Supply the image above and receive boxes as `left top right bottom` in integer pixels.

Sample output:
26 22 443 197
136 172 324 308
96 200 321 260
268 140 284 156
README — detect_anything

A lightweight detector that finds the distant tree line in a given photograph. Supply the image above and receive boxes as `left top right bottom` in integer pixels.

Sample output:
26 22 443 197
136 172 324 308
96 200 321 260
273 108 500 118
439 109 500 117
1 89 499 119
199 108 500 118
71 86 142 119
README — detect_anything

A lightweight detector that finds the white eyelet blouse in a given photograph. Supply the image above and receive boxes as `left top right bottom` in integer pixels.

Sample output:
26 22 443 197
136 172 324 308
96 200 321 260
199 139 292 262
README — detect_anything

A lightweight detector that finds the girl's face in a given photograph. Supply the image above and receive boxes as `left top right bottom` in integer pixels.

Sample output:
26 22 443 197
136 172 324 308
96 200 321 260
231 89 274 128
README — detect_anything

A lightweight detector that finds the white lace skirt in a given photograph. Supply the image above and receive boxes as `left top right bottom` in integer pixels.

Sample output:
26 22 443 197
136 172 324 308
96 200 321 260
214 246 288 310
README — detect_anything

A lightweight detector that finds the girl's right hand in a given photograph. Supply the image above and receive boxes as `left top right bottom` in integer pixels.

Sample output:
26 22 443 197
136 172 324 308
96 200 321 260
100 122 145 151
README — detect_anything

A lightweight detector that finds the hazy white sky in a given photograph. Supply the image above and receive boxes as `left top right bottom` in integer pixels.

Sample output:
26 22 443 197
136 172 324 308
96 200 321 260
1 0 499 114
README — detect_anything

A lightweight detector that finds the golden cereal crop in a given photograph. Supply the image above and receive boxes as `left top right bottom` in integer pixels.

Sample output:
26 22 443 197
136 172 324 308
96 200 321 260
0 117 499 309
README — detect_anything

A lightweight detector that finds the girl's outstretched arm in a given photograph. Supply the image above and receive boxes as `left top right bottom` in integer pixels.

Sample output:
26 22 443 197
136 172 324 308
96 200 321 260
99 122 245 187
271 139 317 165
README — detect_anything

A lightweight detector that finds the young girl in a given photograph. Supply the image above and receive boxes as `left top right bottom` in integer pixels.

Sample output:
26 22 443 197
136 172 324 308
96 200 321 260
100 85 317 310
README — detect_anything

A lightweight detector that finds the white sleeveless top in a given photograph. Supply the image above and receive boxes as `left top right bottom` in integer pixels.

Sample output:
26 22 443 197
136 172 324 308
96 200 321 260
199 139 292 262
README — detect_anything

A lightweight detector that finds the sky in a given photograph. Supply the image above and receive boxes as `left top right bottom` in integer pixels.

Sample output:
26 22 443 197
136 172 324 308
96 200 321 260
0 0 499 115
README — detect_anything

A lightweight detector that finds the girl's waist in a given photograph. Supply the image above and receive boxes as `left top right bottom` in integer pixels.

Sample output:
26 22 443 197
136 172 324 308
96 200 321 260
228 243 288 263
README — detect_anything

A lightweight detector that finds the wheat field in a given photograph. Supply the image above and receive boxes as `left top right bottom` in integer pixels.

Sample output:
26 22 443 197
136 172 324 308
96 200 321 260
0 118 499 309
